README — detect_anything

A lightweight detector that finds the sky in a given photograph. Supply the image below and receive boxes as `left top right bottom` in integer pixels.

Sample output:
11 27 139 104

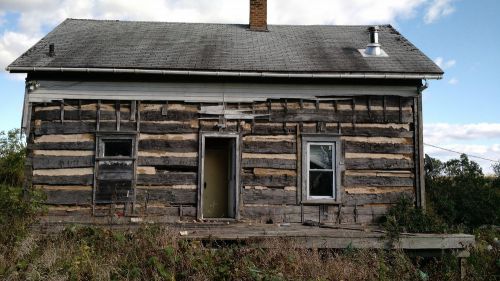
0 0 499 173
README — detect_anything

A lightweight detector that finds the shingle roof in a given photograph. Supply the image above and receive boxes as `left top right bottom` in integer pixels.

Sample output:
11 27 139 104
8 19 442 75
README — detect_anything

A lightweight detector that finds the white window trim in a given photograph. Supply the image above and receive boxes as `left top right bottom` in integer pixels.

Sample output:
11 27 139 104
306 142 336 200
301 135 342 205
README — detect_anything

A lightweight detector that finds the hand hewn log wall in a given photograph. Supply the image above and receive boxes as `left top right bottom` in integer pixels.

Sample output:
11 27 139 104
29 96 417 225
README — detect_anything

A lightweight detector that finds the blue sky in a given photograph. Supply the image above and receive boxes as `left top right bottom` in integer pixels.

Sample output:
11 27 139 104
0 0 499 172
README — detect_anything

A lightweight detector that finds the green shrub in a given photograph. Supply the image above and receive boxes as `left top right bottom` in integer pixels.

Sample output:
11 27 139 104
0 129 44 245
0 129 25 187
382 196 448 241
425 154 500 230
0 185 44 244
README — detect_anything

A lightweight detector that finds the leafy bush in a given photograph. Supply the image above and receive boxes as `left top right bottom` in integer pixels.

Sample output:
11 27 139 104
0 129 25 186
0 129 44 245
382 196 448 242
425 154 500 229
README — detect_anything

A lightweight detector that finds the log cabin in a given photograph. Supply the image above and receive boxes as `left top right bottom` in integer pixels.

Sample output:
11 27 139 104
7 0 444 226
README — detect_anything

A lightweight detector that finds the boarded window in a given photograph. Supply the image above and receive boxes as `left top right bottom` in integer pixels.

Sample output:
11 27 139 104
96 135 136 203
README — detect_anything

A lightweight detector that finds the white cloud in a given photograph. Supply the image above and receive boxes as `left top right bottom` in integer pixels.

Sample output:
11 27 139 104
0 31 38 71
424 0 456 24
424 123 500 144
268 0 426 25
448 77 459 85
424 123 500 174
434 57 456 69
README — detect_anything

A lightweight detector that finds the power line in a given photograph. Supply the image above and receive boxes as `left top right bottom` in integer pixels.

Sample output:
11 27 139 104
424 143 499 163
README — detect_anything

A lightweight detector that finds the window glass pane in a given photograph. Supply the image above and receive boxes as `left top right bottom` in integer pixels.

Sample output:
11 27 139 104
104 140 132 157
309 171 334 197
309 144 333 169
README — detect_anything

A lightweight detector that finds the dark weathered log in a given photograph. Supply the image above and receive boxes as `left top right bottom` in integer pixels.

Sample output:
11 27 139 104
344 190 414 205
241 158 296 169
34 121 96 135
241 174 296 187
344 174 414 187
336 126 413 138
345 141 413 154
140 110 198 121
140 122 198 133
42 188 92 205
267 110 413 124
33 175 94 185
242 141 296 154
31 142 95 150
100 121 136 132
242 189 296 205
136 188 196 205
33 156 94 169
137 172 197 185
97 172 134 181
199 122 239 132
137 205 196 217
138 140 198 152
345 158 413 170
138 157 198 167
34 110 97 121
243 123 298 135
241 205 302 223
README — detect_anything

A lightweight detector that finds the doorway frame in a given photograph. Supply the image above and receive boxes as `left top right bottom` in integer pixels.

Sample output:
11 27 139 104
198 132 240 221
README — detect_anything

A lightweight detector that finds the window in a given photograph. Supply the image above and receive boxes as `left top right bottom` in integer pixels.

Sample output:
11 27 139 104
302 135 341 203
95 134 136 203
103 139 132 157
98 136 135 158
308 143 335 198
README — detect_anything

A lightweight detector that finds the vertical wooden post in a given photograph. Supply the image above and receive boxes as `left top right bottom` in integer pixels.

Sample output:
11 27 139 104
251 102 255 134
399 96 403 123
351 98 356 131
161 101 169 116
383 96 387 123
96 100 101 132
78 100 82 120
60 100 65 124
267 99 272 121
367 96 372 118
116 100 121 131
296 124 301 205
460 258 467 280
136 101 141 132
130 100 136 121
416 94 426 209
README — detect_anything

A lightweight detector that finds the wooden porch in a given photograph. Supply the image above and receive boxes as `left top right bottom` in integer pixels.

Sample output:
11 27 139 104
37 221 475 253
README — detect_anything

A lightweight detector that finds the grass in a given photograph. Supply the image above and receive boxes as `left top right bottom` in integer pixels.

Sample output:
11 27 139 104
0 222 497 280
0 225 423 281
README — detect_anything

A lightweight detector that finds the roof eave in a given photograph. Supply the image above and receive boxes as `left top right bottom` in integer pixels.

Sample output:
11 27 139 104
5 66 444 80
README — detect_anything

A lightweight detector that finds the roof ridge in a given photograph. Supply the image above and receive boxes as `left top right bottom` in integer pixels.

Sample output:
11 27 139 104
64 18 391 27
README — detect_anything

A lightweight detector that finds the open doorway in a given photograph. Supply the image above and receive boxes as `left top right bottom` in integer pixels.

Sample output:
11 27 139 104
199 134 239 219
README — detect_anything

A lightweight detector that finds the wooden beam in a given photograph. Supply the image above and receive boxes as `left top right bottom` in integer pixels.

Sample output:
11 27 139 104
96 100 101 131
116 100 121 131
130 100 136 121
161 101 169 116
78 100 82 120
60 100 65 124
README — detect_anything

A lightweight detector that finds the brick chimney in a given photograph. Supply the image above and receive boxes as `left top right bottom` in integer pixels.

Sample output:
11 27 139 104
249 0 267 31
